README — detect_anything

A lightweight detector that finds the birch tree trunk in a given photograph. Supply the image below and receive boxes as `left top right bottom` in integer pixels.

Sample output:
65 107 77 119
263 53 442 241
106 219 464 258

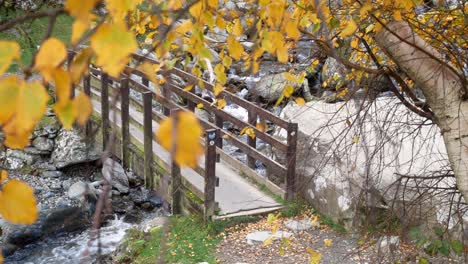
375 21 468 201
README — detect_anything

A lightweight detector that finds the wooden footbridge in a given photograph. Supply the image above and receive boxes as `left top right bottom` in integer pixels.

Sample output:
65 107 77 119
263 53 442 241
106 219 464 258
69 50 299 220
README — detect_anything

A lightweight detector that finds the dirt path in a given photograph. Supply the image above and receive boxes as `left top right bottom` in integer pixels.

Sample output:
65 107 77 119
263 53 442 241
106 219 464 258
215 215 463 264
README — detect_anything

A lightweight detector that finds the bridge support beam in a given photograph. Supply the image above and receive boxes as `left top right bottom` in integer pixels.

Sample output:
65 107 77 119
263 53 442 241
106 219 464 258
285 123 298 201
120 77 130 169
171 109 182 215
143 91 154 188
247 112 257 169
101 73 110 150
204 129 218 222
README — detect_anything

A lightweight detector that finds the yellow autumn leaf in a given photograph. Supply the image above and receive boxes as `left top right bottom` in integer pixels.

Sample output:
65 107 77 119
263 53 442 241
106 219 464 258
71 19 89 44
155 111 203 168
189 1 203 18
352 136 359 144
263 237 274 246
0 76 20 125
351 38 359 49
90 23 137 77
240 127 255 139
65 0 98 22
35 38 67 82
0 179 38 224
214 83 224 96
283 85 294 98
138 61 158 84
214 63 227 84
227 35 244 61
307 248 322 264
3 80 50 149
217 98 227 109
339 19 357 38
74 92 92 125
54 100 77 129
69 47 93 83
324 239 332 247
176 20 193 35
359 2 372 17
0 170 8 183
285 21 300 40
207 0 218 9
295 97 306 105
232 19 243 36
0 41 20 75
53 69 72 106
0 251 3 263
197 103 204 109
277 45 289 63
106 0 140 21
256 122 267 132
184 84 194 91
393 10 402 21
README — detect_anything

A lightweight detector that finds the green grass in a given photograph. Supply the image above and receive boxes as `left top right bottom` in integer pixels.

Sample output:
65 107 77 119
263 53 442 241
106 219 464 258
118 215 261 264
0 7 73 72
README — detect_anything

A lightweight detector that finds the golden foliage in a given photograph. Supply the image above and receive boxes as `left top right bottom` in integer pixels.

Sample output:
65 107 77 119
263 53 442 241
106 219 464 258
0 41 20 75
156 111 203 168
0 172 38 225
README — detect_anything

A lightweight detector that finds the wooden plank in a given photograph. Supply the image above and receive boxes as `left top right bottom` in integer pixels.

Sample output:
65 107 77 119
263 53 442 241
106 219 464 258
143 91 154 188
171 108 182 215
247 112 257 169
204 129 218 222
285 123 298 201
101 73 110 150
120 77 130 169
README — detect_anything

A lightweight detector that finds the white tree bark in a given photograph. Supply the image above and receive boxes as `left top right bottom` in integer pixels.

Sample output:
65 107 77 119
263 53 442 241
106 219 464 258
376 21 468 201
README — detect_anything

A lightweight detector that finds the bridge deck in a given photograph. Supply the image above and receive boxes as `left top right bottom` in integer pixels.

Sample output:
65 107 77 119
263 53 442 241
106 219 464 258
85 89 281 215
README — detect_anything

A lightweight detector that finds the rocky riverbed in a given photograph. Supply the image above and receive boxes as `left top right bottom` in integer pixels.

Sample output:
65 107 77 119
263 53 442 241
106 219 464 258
0 113 167 263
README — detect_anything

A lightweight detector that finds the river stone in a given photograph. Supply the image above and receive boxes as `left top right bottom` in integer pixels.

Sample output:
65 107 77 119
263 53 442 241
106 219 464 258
51 129 99 168
0 149 37 170
285 219 317 231
41 170 63 178
245 231 292 245
102 158 130 193
249 72 309 102
143 216 169 232
32 136 54 152
68 181 97 201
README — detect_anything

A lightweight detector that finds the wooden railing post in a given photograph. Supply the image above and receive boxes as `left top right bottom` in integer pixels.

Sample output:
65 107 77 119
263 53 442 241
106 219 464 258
120 77 130 169
204 129 218 222
67 51 75 99
83 74 92 137
285 123 298 201
247 112 257 169
101 73 110 150
143 91 154 188
171 109 182 214
161 84 171 116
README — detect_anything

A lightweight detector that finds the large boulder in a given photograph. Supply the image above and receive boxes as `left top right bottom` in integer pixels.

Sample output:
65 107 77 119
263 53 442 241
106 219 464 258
102 158 130 194
274 97 467 236
50 129 99 169
249 72 310 102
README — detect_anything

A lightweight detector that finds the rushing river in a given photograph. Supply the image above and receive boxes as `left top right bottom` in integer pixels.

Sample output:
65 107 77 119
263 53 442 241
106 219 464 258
5 211 163 264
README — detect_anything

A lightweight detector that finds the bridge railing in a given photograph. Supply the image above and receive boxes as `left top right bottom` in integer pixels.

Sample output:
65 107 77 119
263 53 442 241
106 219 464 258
70 50 298 219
